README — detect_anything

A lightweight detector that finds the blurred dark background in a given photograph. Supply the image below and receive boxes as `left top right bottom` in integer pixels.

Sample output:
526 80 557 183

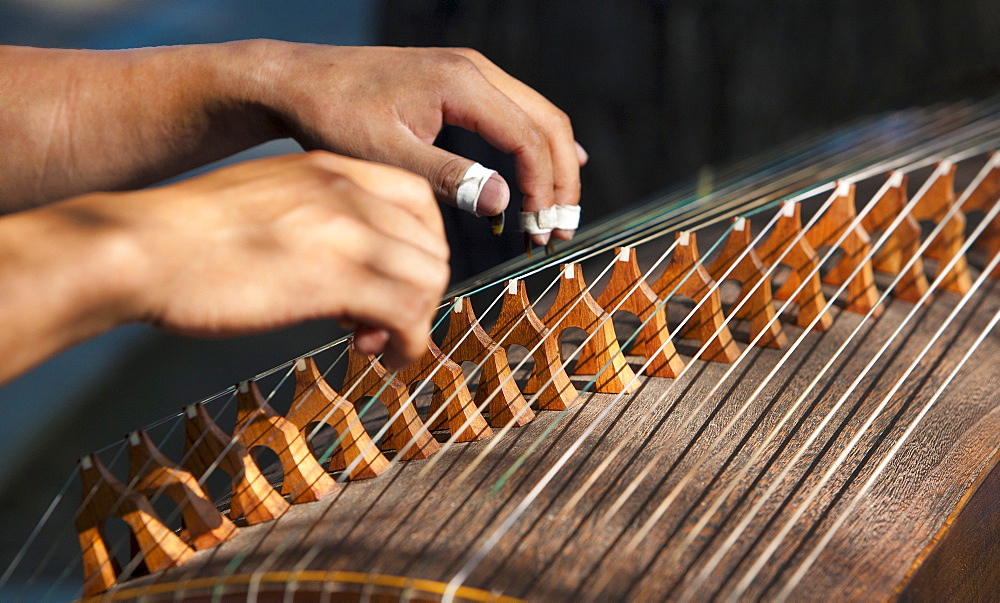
1 1 998 598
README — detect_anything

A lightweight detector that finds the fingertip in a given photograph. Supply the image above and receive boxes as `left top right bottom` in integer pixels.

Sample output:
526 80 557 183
531 232 551 246
381 350 407 372
381 341 416 372
476 173 510 216
575 141 589 166
552 228 576 241
353 326 390 356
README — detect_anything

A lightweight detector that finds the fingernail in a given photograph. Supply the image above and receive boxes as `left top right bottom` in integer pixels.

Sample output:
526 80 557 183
531 232 551 246
575 141 589 166
477 173 510 216
553 228 576 241
489 213 505 235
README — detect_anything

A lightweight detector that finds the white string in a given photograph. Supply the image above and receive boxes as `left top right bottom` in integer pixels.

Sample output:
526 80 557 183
720 207 1000 601
8 103 1000 598
616 150 996 558
421 237 683 485
442 142 998 600
684 153 1000 598
773 298 1000 601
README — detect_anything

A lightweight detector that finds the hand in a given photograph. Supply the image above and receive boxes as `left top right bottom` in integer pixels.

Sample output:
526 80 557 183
76 152 448 369
254 43 587 243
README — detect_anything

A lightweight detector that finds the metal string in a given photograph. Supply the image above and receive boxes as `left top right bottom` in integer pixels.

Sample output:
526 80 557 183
773 294 1000 601
442 141 999 600
8 103 999 598
676 153 1000 599
158 107 1000 596
609 154 998 586
720 205 1000 601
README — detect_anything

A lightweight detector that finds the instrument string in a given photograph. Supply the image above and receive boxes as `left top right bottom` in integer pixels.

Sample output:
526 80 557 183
21 333 315 598
56 362 291 596
455 227 736 494
304 287 506 467
160 256 601 597
615 152 999 566
720 202 1000 601
229 289 523 602
306 214 732 588
544 145 1000 598
148 109 1000 600
424 111 996 499
466 101 1000 298
8 444 128 597
7 103 999 597
519 178 868 536
180 124 997 597
773 292 1000 601
630 156 996 596
343 265 567 471
277 241 691 588
227 268 583 597
560 210 788 516
568 176 910 597
592 136 990 528
442 141 998 600
454 104 922 299
677 154 1000 598
109 125 1000 596
413 236 686 483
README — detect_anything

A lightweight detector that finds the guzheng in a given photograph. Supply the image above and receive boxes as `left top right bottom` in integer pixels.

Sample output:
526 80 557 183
2 101 999 602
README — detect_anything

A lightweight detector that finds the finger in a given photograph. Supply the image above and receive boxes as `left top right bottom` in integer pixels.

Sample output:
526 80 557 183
448 49 583 241
344 187 450 262
335 271 434 369
430 60 556 217
342 229 449 367
304 151 445 239
387 138 512 217
353 325 390 357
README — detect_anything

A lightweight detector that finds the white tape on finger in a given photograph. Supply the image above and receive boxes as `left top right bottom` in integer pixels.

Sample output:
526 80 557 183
554 204 580 230
520 207 555 234
456 163 497 216
520 204 580 234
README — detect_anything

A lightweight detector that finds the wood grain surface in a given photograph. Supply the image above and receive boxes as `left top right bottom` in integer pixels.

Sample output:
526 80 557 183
111 216 1000 601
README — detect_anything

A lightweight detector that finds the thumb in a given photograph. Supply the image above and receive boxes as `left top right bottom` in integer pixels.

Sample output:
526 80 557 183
393 138 511 217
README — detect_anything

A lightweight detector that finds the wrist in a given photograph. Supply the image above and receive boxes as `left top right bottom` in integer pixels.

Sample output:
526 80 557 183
33 193 151 329
202 39 296 144
0 193 150 381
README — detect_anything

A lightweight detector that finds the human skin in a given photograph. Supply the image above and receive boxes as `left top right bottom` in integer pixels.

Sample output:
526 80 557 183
0 41 585 240
0 41 584 384
0 152 448 383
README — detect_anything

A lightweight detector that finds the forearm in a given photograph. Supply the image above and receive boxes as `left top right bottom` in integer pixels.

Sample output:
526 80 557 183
0 194 145 383
0 41 282 212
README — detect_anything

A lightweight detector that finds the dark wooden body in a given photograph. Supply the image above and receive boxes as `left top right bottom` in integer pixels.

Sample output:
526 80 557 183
113 230 1000 601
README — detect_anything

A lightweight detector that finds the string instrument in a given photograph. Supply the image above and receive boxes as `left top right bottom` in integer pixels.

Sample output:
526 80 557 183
2 101 999 601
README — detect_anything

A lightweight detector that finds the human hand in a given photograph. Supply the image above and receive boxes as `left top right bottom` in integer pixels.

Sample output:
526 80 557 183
89 151 448 369
248 42 587 244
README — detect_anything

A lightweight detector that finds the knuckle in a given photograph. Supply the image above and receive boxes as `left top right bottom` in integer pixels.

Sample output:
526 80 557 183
385 167 436 205
520 126 548 153
302 149 337 167
428 156 469 201
396 291 433 326
450 47 486 64
426 261 450 294
435 50 479 77
312 169 354 194
551 109 574 134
